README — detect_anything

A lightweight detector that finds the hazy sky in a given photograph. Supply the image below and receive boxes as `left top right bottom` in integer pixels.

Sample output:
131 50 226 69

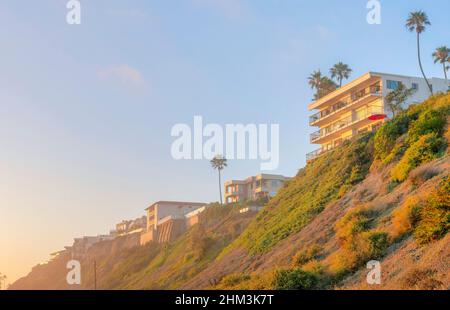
1 0 449 284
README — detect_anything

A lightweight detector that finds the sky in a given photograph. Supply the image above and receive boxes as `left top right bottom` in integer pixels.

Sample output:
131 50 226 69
1 0 449 285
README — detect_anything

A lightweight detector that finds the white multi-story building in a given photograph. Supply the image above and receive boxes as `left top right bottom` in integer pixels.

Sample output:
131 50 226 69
224 174 291 204
140 201 206 245
307 72 449 162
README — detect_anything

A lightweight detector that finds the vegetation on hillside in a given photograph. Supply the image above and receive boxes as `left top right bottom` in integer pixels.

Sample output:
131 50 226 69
10 93 450 291
215 93 450 290
222 133 374 256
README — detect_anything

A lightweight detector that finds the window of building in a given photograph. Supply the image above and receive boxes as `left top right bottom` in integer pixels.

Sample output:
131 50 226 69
387 80 400 90
356 107 366 120
412 82 419 90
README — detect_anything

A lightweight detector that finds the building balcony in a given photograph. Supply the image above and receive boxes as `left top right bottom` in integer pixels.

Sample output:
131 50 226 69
309 88 382 126
306 147 334 162
310 106 384 144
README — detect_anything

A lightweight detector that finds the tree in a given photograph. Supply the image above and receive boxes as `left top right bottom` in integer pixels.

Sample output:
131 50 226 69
308 70 338 100
406 11 433 95
315 77 338 100
385 82 416 117
210 155 227 205
308 70 323 92
330 62 352 87
432 46 450 87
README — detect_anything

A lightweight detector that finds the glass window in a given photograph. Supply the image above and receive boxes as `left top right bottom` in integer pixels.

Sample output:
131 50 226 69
387 80 400 90
412 83 419 90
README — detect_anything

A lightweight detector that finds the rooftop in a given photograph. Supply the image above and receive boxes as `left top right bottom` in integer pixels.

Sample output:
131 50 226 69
145 201 206 211
307 71 446 111
225 174 291 185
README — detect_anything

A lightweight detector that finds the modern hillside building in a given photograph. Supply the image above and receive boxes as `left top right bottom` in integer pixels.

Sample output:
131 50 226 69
224 174 291 204
140 201 205 245
307 72 449 162
115 216 146 236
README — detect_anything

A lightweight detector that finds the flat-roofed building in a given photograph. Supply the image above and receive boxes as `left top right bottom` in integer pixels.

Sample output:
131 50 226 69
185 206 208 228
307 72 449 162
224 174 291 204
140 201 205 245
115 216 146 236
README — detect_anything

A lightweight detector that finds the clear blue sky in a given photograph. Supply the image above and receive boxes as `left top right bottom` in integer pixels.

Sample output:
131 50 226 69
1 0 449 283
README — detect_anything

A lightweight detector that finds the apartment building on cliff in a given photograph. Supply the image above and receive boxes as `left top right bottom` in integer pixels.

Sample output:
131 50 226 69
68 235 114 258
140 201 206 245
115 216 146 236
224 174 291 204
307 72 449 162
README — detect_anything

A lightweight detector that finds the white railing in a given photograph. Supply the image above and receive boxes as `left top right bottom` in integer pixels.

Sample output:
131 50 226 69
310 106 383 143
309 86 382 125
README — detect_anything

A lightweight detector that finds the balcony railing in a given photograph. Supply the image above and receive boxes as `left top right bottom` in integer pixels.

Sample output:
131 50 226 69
309 85 382 125
306 147 333 162
310 106 384 143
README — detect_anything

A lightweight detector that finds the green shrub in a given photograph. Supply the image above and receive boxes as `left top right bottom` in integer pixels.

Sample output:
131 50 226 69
366 231 389 258
407 109 447 144
414 176 450 244
333 205 390 272
222 135 374 255
335 205 377 245
292 244 322 266
391 133 447 182
219 273 251 288
374 114 411 160
271 268 319 290
392 196 423 238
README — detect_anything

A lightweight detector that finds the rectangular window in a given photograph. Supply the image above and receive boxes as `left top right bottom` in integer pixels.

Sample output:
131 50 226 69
412 83 419 90
387 80 400 90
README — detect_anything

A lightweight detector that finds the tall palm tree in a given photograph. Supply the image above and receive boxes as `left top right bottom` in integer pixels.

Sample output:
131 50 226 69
432 46 450 87
330 62 352 87
406 11 433 95
308 70 323 91
210 155 227 205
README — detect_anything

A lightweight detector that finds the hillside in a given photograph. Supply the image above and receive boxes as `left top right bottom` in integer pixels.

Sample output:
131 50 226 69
10 93 450 290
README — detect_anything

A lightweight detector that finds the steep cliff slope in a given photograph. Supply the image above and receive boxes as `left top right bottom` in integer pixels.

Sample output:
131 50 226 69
10 93 450 290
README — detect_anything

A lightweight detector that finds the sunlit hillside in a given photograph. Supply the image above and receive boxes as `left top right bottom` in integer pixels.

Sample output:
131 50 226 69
10 93 450 290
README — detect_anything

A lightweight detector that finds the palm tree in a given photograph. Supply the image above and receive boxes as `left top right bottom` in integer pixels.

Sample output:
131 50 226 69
330 62 352 87
406 11 433 95
316 77 338 100
432 46 450 87
210 155 227 205
308 70 323 91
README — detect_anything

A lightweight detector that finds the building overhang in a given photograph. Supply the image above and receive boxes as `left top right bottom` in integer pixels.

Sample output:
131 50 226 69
308 72 382 111
145 201 206 211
